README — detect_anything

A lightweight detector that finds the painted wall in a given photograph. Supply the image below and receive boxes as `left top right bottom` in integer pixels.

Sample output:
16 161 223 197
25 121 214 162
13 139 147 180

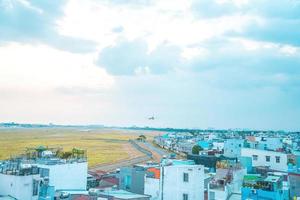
259 137 283 151
119 167 146 194
241 148 288 172
212 142 224 151
0 173 39 200
224 139 244 158
144 177 159 200
38 161 87 191
160 164 204 200
242 187 286 200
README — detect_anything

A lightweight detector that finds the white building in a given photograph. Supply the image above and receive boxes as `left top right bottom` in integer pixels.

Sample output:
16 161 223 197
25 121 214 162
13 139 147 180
159 161 204 200
0 165 40 200
241 148 288 171
259 137 283 151
212 141 224 151
144 176 160 200
38 161 88 191
224 139 244 158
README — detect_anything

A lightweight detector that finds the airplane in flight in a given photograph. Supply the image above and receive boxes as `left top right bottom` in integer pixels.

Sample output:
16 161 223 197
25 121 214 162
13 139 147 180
148 116 155 120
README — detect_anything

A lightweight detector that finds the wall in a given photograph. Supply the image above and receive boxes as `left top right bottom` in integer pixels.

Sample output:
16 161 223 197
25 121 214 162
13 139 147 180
0 173 39 200
144 177 159 200
208 186 230 200
241 148 288 172
289 173 300 199
212 142 224 151
119 167 146 194
160 164 204 200
232 168 247 194
38 161 87 191
242 187 286 200
260 137 283 151
224 139 244 158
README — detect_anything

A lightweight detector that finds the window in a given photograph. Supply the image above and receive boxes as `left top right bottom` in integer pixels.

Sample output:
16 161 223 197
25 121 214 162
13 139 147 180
253 155 258 161
276 156 280 163
183 173 189 182
32 180 39 196
40 168 49 178
266 156 270 162
183 193 188 200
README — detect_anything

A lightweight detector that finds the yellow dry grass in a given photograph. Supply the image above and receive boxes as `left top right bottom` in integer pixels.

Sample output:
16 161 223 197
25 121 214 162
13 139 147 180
0 128 160 167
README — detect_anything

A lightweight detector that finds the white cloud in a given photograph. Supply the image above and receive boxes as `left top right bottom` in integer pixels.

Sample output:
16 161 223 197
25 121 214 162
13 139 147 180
0 42 114 92
0 42 116 124
57 0 256 51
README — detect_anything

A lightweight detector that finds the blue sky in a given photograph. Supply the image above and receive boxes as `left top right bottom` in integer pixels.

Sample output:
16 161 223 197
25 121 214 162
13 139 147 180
0 0 299 130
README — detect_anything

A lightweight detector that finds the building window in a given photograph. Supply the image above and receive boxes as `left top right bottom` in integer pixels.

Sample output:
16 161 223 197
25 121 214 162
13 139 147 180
183 193 188 200
183 173 189 182
266 156 270 162
32 180 39 196
253 155 258 161
276 156 280 163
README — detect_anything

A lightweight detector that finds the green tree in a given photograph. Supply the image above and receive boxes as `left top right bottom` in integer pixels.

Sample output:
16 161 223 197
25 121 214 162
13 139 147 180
192 145 203 155
137 134 147 142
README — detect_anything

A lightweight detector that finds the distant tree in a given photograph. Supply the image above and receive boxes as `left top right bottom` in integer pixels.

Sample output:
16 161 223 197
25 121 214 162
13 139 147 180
137 134 147 142
192 145 203 155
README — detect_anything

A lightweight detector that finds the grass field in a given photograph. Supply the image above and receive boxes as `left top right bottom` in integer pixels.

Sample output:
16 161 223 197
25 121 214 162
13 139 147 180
0 128 161 167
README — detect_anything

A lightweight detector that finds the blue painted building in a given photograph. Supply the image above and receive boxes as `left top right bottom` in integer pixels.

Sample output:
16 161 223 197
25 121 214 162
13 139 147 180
197 140 212 150
241 174 289 200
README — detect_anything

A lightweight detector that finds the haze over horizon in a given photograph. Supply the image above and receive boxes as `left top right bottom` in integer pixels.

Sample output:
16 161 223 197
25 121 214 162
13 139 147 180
1 0 300 131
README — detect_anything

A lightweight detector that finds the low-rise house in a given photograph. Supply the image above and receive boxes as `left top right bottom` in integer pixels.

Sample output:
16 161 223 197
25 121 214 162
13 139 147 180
212 141 224 152
118 166 146 195
160 159 204 200
289 173 300 199
224 139 244 158
241 174 289 200
144 159 205 200
176 141 195 154
144 168 160 200
0 146 88 200
0 162 41 200
208 161 246 200
241 148 289 172
258 137 283 151
197 140 212 150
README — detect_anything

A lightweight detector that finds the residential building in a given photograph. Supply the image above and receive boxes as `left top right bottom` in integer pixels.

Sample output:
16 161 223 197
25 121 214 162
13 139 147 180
37 160 87 191
0 162 40 200
224 139 244 158
289 173 300 199
241 174 289 200
208 161 246 200
159 159 204 200
241 148 288 172
144 168 160 200
118 166 146 195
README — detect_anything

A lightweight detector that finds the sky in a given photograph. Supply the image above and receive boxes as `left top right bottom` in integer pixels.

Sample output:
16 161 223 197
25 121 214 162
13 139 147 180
0 0 300 130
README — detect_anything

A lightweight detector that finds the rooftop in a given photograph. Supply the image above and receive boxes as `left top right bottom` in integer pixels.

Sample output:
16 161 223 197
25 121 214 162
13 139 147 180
161 159 195 166
0 196 17 200
243 174 261 182
264 175 281 183
98 189 150 199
